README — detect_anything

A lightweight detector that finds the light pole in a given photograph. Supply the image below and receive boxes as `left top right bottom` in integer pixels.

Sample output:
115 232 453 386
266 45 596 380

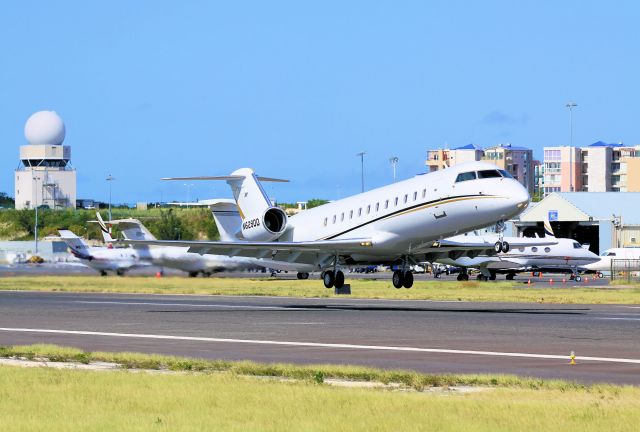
184 183 194 207
565 101 578 191
356 152 366 192
106 174 115 221
389 156 399 182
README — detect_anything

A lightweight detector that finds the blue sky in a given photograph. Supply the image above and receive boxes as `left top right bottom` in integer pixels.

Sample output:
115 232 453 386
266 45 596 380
1 1 639 204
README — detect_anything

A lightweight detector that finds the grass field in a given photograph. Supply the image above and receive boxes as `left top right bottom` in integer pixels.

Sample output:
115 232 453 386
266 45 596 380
0 363 638 431
0 275 639 304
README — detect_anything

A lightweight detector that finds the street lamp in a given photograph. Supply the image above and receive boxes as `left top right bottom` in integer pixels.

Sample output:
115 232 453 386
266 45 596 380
356 152 366 192
565 101 578 192
389 156 399 182
106 174 115 221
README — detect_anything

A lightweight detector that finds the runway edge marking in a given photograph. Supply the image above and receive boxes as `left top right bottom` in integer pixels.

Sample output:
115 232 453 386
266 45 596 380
1 327 640 364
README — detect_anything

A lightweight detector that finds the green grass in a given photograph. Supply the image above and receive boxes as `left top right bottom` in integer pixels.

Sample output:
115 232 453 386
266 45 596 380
1 275 639 304
0 345 639 431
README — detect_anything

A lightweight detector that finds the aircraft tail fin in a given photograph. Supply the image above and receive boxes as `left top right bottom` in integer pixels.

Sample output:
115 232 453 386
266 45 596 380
208 199 242 241
162 169 288 221
96 212 115 243
58 230 93 259
543 218 556 238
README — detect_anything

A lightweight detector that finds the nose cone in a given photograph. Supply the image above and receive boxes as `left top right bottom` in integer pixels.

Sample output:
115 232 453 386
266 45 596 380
503 180 530 218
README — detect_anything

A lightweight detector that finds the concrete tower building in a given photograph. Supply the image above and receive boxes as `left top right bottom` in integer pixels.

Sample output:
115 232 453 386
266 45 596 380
14 111 76 209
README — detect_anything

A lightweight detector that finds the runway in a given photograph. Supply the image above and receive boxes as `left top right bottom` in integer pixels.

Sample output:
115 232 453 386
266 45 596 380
0 291 638 384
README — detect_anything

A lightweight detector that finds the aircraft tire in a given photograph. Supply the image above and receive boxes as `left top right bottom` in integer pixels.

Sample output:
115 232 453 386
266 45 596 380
494 242 502 253
597 272 604 279
575 275 582 282
403 271 414 288
188 271 198 278
489 271 497 281
506 273 515 280
457 274 465 281
334 271 345 288
501 242 510 253
392 270 404 289
297 272 310 280
100 271 108 277
323 271 335 288
116 269 125 276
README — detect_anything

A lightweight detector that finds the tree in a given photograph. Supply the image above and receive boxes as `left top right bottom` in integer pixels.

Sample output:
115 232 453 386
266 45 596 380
150 209 194 240
307 198 329 209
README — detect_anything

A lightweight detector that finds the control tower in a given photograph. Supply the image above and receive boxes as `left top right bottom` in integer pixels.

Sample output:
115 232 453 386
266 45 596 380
14 111 77 209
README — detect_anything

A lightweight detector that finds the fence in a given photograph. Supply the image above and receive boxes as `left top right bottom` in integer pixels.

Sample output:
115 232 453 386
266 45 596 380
610 259 640 283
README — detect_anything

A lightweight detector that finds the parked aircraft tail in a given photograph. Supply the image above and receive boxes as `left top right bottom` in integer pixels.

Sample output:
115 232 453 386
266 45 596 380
58 230 93 260
543 218 556 238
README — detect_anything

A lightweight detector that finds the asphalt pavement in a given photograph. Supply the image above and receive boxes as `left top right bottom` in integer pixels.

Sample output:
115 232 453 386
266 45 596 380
0 290 638 384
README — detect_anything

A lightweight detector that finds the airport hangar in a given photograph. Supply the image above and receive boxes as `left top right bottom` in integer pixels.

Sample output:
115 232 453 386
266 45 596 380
512 192 640 255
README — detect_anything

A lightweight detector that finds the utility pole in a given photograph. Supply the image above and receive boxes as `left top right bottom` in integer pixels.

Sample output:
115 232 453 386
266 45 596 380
565 101 578 191
389 156 399 182
356 152 366 192
32 174 41 254
106 174 115 221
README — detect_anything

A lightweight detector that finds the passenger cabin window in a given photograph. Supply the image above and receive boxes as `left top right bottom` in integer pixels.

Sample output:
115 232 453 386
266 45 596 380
531 247 538 252
349 210 353 219
375 203 379 211
544 247 551 253
394 197 398 206
498 169 514 179
367 205 371 214
413 191 417 201
358 208 362 216
455 171 477 183
323 217 327 226
477 169 502 179
422 189 426 198
332 215 336 224
403 194 408 204
340 213 344 222
385 200 389 209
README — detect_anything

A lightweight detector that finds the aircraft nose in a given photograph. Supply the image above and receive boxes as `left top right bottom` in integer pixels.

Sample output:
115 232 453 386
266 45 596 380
510 180 530 210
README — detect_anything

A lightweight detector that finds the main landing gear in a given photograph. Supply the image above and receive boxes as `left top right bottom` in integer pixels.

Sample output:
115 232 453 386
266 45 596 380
456 269 469 281
322 270 345 288
392 270 414 289
297 272 309 280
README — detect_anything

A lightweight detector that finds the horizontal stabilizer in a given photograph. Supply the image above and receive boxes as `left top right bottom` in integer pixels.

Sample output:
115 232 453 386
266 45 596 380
162 176 289 183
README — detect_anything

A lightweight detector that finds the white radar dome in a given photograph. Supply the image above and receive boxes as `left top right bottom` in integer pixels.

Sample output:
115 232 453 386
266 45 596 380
24 110 66 145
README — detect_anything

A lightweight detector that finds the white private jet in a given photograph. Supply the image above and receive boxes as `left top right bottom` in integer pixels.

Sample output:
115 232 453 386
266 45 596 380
58 230 152 276
435 220 600 281
584 247 640 277
95 213 305 277
115 161 530 289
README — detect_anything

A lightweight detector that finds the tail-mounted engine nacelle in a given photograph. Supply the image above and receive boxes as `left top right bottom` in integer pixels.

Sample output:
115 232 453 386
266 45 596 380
241 207 288 241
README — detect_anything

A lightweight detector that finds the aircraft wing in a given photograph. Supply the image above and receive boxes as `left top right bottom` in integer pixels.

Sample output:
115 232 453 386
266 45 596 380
115 238 374 259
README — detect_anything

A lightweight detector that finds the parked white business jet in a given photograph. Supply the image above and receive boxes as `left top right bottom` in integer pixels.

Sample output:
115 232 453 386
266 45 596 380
435 220 600 281
58 230 151 276
95 213 304 276
115 161 530 289
584 247 640 276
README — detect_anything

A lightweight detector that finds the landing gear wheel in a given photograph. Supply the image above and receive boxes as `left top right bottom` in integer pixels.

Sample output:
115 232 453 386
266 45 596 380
188 271 198 278
489 271 497 281
334 270 345 288
323 270 335 288
434 272 441 279
403 271 414 288
297 272 310 280
479 275 488 282
100 270 108 277
501 241 510 253
476 274 483 281
116 269 125 276
575 275 582 282
457 273 469 282
597 272 604 279
392 270 404 289
494 241 502 253
506 273 515 280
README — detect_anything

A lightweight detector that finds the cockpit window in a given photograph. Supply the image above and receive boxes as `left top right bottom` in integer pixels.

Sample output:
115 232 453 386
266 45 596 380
477 170 502 179
455 171 477 183
604 251 617 256
573 242 582 249
498 169 514 179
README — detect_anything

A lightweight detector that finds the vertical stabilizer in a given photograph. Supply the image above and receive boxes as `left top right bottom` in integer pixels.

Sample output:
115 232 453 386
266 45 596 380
58 230 93 259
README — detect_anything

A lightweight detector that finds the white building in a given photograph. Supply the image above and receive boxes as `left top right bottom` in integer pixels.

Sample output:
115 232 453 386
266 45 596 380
14 111 76 209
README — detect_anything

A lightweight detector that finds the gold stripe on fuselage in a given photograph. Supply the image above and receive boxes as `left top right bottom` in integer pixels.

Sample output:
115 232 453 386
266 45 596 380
316 195 508 241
